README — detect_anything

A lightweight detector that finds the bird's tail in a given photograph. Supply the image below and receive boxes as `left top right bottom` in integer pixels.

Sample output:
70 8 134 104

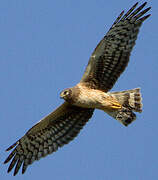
106 88 142 126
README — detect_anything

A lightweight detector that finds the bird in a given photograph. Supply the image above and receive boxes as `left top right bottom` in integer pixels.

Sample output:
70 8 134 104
4 2 151 176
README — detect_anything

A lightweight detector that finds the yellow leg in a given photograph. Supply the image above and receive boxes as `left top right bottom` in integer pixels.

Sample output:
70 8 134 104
111 103 122 109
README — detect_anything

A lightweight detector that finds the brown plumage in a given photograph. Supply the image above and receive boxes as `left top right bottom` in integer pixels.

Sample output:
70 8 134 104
81 2 150 91
107 88 142 126
4 103 94 175
4 2 150 176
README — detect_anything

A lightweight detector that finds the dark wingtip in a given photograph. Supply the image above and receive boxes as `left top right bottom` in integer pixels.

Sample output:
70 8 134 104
146 6 151 11
139 14 151 22
146 14 151 18
4 149 16 164
6 141 18 151
143 2 147 6
139 2 148 10
120 10 125 15
13 171 18 176
7 166 12 173
22 168 26 175
132 2 139 9
4 159 8 164
140 2 147 9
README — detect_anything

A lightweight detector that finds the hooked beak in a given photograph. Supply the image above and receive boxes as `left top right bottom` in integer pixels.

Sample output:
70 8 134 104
60 92 64 99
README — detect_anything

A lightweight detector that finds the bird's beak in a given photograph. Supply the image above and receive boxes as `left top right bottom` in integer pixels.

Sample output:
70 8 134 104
60 93 63 99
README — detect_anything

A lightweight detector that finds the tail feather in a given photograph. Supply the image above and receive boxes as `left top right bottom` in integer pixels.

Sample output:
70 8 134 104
110 88 142 112
106 88 142 126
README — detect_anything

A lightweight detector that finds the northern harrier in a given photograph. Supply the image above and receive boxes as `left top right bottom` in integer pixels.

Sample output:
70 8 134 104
4 2 151 176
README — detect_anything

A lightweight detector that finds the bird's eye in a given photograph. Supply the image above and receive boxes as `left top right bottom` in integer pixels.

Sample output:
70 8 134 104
64 91 68 95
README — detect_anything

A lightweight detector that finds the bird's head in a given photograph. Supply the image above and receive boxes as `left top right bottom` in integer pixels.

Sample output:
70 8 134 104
60 88 72 101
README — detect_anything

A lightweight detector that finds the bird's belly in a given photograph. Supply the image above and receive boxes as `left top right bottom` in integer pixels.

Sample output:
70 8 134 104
73 90 110 109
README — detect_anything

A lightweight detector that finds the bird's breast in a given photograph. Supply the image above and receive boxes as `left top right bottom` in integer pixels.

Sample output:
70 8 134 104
73 86 110 109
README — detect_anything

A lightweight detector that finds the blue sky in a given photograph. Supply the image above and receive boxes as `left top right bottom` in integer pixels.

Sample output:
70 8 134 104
1 0 157 179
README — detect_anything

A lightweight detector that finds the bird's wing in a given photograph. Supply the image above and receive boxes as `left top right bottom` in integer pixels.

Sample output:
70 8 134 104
80 2 151 92
4 102 94 176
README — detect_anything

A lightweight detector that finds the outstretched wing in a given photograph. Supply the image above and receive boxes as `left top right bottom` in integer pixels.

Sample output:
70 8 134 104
80 2 151 92
4 102 94 176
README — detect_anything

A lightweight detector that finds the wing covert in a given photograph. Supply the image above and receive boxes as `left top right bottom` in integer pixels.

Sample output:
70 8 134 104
4 102 94 175
81 2 151 91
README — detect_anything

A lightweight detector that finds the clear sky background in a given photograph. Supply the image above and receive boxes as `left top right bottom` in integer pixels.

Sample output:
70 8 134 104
0 0 157 179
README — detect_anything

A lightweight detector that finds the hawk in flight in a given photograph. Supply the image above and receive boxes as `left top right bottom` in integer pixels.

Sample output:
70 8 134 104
4 2 151 176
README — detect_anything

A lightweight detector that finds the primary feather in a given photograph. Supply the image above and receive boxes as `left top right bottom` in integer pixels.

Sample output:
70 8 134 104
81 2 151 91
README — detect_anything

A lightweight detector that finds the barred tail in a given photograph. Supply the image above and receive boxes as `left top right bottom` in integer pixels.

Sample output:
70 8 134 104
106 88 142 126
110 88 142 112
